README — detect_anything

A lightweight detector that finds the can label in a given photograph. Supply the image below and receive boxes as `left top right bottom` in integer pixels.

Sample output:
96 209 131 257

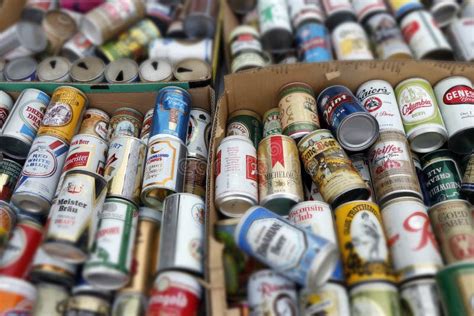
186 109 211 160
231 33 262 56
226 111 263 148
0 159 23 202
63 134 107 175
108 108 143 140
296 22 332 63
79 108 110 141
351 154 375 202
400 280 442 316
350 284 401 316
231 52 266 73
0 203 14 249
300 283 350 316
462 154 474 194
184 158 207 198
258 0 292 34
140 109 153 141
333 22 373 60
263 108 282 138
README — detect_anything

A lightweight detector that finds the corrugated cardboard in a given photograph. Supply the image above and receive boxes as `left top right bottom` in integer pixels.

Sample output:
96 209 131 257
0 0 26 32
205 60 474 315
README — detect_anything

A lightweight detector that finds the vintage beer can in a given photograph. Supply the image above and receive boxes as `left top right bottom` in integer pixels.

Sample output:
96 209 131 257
61 32 96 61
387 0 423 20
70 56 106 83
231 51 267 73
234 206 339 289
30 247 77 287
148 38 213 65
147 271 202 316
395 78 448 153
350 153 375 201
139 109 153 142
430 0 460 27
257 0 293 51
158 193 204 274
247 269 298 316
64 294 110 316
174 59 212 83
412 152 431 205
229 25 262 57
368 131 422 204
138 58 173 83
226 109 263 148
183 0 218 38
4 57 37 82
0 157 22 202
436 262 474 316
0 201 16 254
350 282 401 316
11 135 69 214
434 76 474 154
184 157 207 199
429 199 474 264
288 0 324 27
108 107 143 140
447 18 474 62
400 10 453 60
257 135 304 215
36 56 71 82
112 292 146 316
0 276 37 315
63 133 108 174
298 130 370 207
421 149 462 206
334 201 396 286
214 135 258 217
321 0 355 30
0 91 13 128
352 0 388 23
104 58 139 84
295 22 333 63
84 198 139 290
332 22 374 61
104 136 146 206
0 88 50 159
32 282 69 316
299 282 350 316
0 219 43 278
462 154 474 203
262 107 282 137
187 108 211 160
141 135 187 208
381 197 443 281
43 171 107 263
400 278 442 316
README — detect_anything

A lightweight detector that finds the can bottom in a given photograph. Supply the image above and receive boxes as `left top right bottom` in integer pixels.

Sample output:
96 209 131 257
42 241 88 264
307 242 340 291
0 135 30 159
331 188 371 209
261 193 301 216
337 113 379 151
409 126 447 153
83 265 130 290
448 127 474 155
216 194 257 218
11 192 51 215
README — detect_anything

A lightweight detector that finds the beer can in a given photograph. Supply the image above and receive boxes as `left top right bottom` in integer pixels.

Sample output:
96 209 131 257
299 282 350 316
447 18 474 62
234 206 339 289
395 78 448 153
61 32 96 61
173 58 212 83
231 51 267 73
4 56 37 82
429 199 474 264
257 0 293 51
352 0 388 23
0 201 16 254
104 58 139 84
139 108 153 142
104 136 146 206
187 108 211 160
0 21 47 57
321 0 356 30
228 0 256 15
430 0 460 27
108 107 143 140
436 262 474 316
0 157 23 202
184 157 207 199
112 292 146 316
434 76 474 154
148 38 213 65
317 85 379 151
64 294 110 316
32 282 69 316
400 10 453 60
141 135 187 208
288 0 325 27
31 247 77 287
381 197 443 281
302 169 325 202
79 108 110 142
147 271 201 316
262 107 282 138
43 171 107 263
334 200 396 286
70 56 106 83
258 135 304 215
0 91 13 129
229 25 262 57
400 278 442 316
368 131 422 205
0 219 43 278
226 109 263 148
247 269 298 316
295 22 333 63
138 58 173 82
0 276 37 315
0 89 50 159
298 130 370 207
412 152 430 205
11 135 69 214
42 10 78 56
150 86 191 143
462 1 474 18
214 135 258 217
421 149 462 206
36 56 71 82
331 21 374 61
368 14 413 60
462 154 474 203
84 197 139 290
183 0 218 38
350 282 401 316
350 153 375 202
387 0 424 20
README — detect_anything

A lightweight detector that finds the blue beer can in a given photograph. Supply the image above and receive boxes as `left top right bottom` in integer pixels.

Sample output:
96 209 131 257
234 206 339 290
150 86 192 142
296 22 333 63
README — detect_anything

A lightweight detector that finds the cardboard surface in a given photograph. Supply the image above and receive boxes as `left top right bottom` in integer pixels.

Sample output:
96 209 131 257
0 0 26 32
205 60 474 315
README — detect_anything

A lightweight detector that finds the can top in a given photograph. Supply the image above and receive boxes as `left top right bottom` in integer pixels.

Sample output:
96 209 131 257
337 112 380 151
70 56 106 82
229 25 260 43
228 109 261 121
428 199 470 211
42 9 77 39
4 57 37 81
105 58 139 84
0 275 37 299
139 58 173 83
408 126 448 154
173 59 211 83
278 82 315 99
37 56 71 82
429 1 460 27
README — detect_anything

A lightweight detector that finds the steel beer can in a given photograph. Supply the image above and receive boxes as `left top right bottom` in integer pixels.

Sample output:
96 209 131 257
173 59 212 83
187 108 211 160
0 158 23 202
0 276 37 315
334 201 396 286
332 22 374 61
61 32 96 61
429 0 460 28
108 107 143 140
184 157 207 199
78 108 110 142
436 262 474 316
299 282 350 315
36 56 71 82
257 0 293 51
295 22 333 63
31 247 77 287
0 201 16 254
140 108 154 142
262 107 282 137
400 278 442 316
32 282 69 316
4 57 38 82
0 91 13 129
104 58 139 84
447 18 474 62
226 109 263 148
70 56 106 83
350 283 402 316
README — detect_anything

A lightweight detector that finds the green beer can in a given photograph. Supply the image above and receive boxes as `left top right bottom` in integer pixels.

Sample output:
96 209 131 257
262 107 282 137
226 109 263 148
436 263 474 316
350 282 402 316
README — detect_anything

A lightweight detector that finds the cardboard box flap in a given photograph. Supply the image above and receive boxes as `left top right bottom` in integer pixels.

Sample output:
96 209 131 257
0 0 26 32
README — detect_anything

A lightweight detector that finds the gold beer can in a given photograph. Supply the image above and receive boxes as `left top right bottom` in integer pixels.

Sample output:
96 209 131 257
184 157 207 199
78 108 110 142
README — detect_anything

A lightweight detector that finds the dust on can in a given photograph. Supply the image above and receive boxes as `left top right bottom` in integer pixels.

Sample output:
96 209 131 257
350 282 401 316
262 107 282 138
104 136 146 206
0 276 37 315
78 108 110 142
395 78 448 153
214 135 258 217
318 85 379 151
226 109 263 148
70 56 106 83
298 130 370 207
247 269 298 316
36 56 71 82
462 154 474 203
299 282 350 316
104 58 139 84
331 21 374 61
173 59 212 83
11 135 69 214
434 76 474 154
295 22 333 63
321 0 356 30
387 0 423 20
0 219 43 278
400 278 442 316
0 201 16 254
368 131 422 205
61 32 96 61
381 197 443 281
352 0 388 23
0 157 22 202
108 107 143 140
139 108 154 142
32 282 69 316
436 262 474 316
0 88 50 159
429 199 474 264
350 153 375 202
4 56 37 82
0 90 13 129
184 157 207 199
234 206 339 289
278 82 319 140
257 0 293 51
258 135 304 215
138 58 173 82
64 294 110 316
84 197 139 290
334 201 396 286
447 18 474 62
30 247 77 287
187 108 211 160
147 271 202 316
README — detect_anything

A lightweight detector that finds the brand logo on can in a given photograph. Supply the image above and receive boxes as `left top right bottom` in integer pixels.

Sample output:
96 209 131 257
399 87 434 118
449 234 474 260
322 93 353 122
64 152 90 171
388 211 438 250
22 147 57 177
42 103 72 127
228 122 251 137
402 21 419 42
20 102 45 131
246 155 258 181
364 97 383 112
443 85 474 105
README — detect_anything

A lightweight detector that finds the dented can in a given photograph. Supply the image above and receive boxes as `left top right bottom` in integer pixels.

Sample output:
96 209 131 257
350 282 401 316
79 108 110 142
0 157 23 202
226 109 263 148
184 157 207 199
299 282 350 316
31 247 77 288
262 107 282 137
0 201 16 254
139 108 154 143
436 263 474 316
400 279 442 316
108 107 143 140
187 108 211 160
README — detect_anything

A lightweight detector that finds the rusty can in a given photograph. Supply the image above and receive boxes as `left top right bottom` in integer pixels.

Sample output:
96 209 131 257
400 278 442 316
187 108 211 160
0 157 23 202
262 107 282 137
298 130 370 207
70 56 106 83
139 108 154 143
30 247 77 287
226 109 263 148
78 108 110 142
184 157 207 199
0 201 16 254
108 107 143 140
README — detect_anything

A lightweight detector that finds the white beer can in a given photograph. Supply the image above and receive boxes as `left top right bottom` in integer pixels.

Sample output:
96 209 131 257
447 18 474 62
187 108 211 160
288 201 336 243
331 21 374 60
430 0 459 27
0 90 13 129
148 38 213 65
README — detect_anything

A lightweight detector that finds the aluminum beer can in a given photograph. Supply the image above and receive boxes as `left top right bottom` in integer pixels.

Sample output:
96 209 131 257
214 135 258 217
298 130 370 207
150 86 191 142
108 107 143 140
148 38 213 65
387 0 423 20
247 269 298 316
0 88 50 159
352 0 388 23
0 201 16 254
0 219 43 278
258 135 304 215
299 282 350 316
462 154 474 203
184 157 207 199
395 78 448 153
104 136 146 206
321 0 355 30
61 32 96 61
11 135 69 214
400 278 442 316
187 108 211 160
257 0 293 51
226 109 263 148
0 91 13 128
32 282 69 316
334 201 396 286
295 22 333 63
350 282 401 316
429 199 474 264
4 57 37 82
262 107 282 137
331 22 374 61
234 206 339 289
37 56 71 82
84 198 139 290
139 108 153 142
79 108 110 142
70 56 106 83
104 58 139 84
138 58 173 82
0 276 37 315
0 158 23 202
350 153 375 202
447 18 474 62
64 294 110 315
31 247 77 287
434 76 474 154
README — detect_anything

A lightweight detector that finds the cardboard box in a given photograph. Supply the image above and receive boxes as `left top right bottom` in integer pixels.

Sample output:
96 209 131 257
205 60 474 315
0 0 26 32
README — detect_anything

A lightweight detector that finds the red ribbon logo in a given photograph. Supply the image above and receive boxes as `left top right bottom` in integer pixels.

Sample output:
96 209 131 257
270 136 285 167
404 211 438 250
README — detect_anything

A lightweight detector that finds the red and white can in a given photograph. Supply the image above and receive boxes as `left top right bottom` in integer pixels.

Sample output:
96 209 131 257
382 197 443 281
0 276 37 315
215 135 258 217
288 201 336 243
447 18 474 62
0 90 13 129
352 0 387 22
147 271 202 316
